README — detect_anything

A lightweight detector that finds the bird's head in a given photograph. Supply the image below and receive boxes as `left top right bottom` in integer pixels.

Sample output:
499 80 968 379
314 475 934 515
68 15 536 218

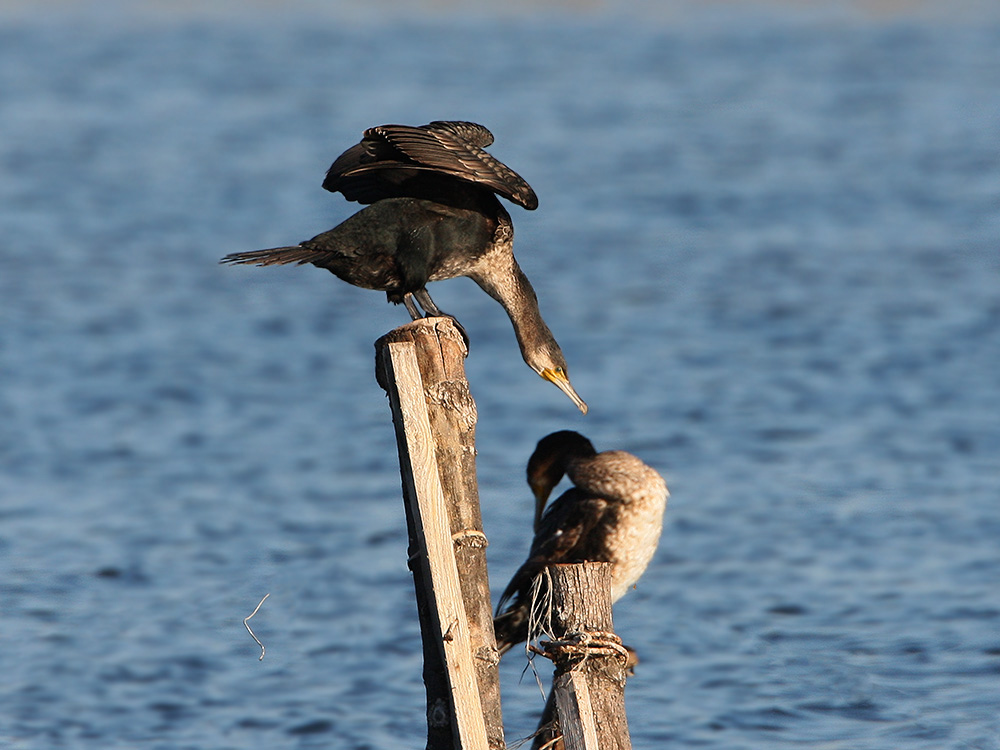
537 366 588 415
526 345 587 415
526 430 597 530
498 265 587 413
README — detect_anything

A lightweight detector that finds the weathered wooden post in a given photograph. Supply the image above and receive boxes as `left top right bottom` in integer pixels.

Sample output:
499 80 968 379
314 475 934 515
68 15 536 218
531 562 632 750
375 317 504 750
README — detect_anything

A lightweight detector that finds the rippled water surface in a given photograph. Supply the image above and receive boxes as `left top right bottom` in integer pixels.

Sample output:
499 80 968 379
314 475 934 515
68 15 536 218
2 3 999 748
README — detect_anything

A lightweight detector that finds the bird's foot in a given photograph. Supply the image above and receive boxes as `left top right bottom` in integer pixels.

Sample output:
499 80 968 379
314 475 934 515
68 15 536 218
624 644 639 676
431 312 470 351
412 289 470 350
402 293 423 321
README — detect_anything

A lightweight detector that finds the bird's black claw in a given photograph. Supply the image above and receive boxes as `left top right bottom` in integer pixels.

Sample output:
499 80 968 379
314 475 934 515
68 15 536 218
425 312 470 350
445 315 470 350
412 289 470 349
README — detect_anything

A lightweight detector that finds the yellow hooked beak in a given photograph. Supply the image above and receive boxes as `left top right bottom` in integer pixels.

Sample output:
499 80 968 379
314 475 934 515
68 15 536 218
540 367 588 415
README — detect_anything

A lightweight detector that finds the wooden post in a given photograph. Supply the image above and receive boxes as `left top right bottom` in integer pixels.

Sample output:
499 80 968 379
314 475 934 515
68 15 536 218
532 563 632 750
375 317 504 750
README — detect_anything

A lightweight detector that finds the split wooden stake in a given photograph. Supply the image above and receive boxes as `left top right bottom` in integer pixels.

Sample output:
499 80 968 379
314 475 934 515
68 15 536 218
376 317 504 750
532 563 632 750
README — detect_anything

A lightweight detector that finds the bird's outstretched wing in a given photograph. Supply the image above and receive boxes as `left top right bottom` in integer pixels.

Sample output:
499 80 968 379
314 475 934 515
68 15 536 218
423 121 495 148
323 121 538 210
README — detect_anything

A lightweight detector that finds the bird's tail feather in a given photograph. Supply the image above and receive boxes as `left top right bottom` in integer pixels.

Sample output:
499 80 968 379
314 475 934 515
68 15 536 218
220 246 322 267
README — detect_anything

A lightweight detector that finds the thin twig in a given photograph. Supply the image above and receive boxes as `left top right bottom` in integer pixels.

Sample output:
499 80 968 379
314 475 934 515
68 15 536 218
244 593 270 661
524 568 554 700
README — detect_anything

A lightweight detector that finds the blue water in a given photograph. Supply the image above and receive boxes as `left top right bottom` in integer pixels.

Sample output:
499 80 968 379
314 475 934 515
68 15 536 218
2 3 999 748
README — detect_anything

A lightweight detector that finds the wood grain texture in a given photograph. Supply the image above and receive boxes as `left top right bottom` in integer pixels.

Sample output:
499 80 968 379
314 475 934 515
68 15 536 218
388 340 489 750
376 317 503 750
535 563 632 750
554 672 600 750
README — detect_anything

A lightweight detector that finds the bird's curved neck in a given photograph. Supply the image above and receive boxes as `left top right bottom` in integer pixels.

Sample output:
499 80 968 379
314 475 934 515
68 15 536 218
471 251 555 365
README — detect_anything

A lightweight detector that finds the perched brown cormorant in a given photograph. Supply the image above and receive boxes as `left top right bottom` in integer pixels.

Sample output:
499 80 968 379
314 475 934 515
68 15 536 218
222 121 586 414
493 431 668 655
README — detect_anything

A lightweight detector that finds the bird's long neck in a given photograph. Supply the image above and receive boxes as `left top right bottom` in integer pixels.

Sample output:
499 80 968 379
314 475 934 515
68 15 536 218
470 248 556 368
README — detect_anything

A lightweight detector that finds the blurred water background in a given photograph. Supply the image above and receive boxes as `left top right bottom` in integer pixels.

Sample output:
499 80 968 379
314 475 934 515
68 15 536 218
2 1 999 748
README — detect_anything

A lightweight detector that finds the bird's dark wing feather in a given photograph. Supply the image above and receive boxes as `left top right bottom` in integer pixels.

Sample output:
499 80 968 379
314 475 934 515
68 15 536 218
375 124 538 209
422 120 495 148
324 122 538 210
322 139 420 203
495 489 610 615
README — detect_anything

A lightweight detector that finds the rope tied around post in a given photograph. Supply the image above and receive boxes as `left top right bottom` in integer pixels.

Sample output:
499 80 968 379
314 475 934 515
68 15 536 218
524 566 631 669
530 630 632 672
525 563 634 750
